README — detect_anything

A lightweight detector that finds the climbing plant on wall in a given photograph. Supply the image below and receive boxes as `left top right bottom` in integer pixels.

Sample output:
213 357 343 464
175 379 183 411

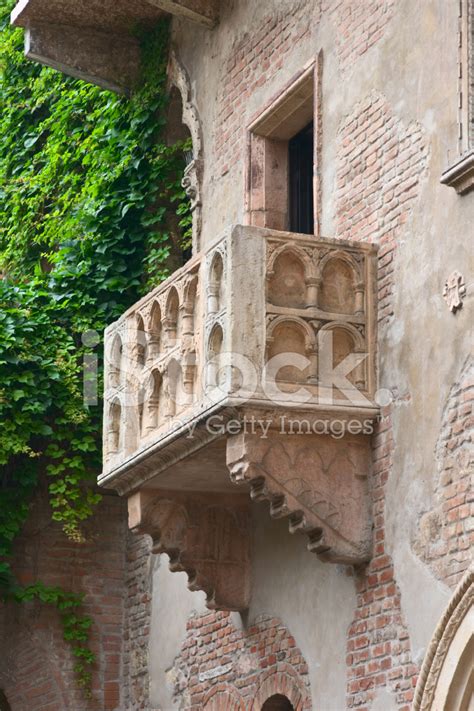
0 0 191 691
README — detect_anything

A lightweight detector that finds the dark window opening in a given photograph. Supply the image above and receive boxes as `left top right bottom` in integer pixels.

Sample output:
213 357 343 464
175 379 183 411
261 694 294 711
289 121 314 235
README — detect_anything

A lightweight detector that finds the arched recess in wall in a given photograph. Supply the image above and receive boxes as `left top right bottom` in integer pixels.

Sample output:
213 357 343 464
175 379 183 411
250 667 310 711
414 566 474 711
168 49 204 256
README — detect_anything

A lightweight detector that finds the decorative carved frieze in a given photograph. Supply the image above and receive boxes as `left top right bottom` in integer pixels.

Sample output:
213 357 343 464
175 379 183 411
226 432 372 564
128 489 251 610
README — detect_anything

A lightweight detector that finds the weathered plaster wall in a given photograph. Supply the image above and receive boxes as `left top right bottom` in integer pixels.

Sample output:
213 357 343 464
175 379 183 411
144 0 472 708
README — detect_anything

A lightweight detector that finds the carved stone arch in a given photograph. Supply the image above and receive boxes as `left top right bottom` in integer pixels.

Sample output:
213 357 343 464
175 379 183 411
206 322 224 389
251 665 310 711
318 321 365 351
267 243 314 278
203 683 246 711
164 286 180 348
147 300 162 365
181 272 199 337
168 49 204 253
108 331 123 387
266 316 314 385
318 250 361 315
267 315 316 352
135 312 147 367
318 248 362 278
107 396 122 457
142 368 164 435
318 321 365 388
414 566 474 711
207 249 225 315
267 245 313 309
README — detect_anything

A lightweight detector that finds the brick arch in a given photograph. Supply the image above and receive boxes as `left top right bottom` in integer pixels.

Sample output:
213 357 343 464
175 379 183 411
250 665 311 711
203 683 246 711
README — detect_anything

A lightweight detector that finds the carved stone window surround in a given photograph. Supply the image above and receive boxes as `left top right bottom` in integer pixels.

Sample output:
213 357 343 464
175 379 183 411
245 54 323 233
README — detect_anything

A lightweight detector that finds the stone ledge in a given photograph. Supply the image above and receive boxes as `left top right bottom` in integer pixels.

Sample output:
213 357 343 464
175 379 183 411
440 150 474 195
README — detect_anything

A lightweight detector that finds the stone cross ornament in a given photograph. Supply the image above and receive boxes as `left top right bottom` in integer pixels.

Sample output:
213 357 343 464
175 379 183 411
443 270 466 312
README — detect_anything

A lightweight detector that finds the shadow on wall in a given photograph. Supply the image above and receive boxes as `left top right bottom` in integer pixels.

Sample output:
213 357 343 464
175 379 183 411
0 691 11 711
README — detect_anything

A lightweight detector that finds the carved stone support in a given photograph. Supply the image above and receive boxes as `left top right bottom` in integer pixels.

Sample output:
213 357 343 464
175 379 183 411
226 431 372 564
128 490 251 610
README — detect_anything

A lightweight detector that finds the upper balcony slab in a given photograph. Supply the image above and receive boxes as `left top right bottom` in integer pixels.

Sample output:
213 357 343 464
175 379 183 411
11 0 219 92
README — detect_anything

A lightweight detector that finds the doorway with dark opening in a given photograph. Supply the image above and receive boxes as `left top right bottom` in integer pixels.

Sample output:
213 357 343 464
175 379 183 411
289 121 314 235
261 693 295 711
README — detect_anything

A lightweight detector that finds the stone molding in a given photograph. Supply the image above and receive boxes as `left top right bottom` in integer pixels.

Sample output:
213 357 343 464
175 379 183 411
413 566 474 710
440 150 474 195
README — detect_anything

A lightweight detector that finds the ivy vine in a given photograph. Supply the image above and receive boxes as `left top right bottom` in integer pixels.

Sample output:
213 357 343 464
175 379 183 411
0 0 191 692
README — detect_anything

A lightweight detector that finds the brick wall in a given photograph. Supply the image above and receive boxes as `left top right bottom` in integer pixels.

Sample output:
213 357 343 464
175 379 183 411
346 406 418 710
414 357 474 588
334 91 430 709
214 2 314 177
323 0 395 73
171 611 311 710
121 534 153 711
0 489 128 711
335 91 428 327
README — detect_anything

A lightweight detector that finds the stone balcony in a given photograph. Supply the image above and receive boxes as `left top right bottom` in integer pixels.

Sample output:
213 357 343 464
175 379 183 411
100 225 379 610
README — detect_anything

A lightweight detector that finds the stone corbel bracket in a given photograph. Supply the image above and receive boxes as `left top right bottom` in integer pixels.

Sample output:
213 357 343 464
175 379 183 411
128 489 251 611
226 431 373 564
